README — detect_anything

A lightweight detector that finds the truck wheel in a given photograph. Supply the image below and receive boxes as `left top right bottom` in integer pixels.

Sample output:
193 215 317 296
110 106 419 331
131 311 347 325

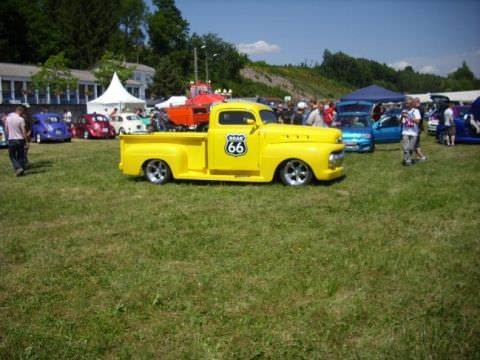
279 159 312 186
83 131 90 139
144 159 171 185
35 134 42 143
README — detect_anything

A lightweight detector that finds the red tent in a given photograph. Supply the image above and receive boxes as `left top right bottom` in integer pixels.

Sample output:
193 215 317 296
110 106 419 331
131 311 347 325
187 93 225 106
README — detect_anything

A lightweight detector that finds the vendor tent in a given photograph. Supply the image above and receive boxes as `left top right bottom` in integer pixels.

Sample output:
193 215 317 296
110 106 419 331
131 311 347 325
186 93 224 106
340 85 405 103
155 96 187 108
87 72 145 114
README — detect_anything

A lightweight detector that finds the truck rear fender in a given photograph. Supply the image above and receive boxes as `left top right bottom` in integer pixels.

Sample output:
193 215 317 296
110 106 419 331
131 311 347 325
136 145 188 178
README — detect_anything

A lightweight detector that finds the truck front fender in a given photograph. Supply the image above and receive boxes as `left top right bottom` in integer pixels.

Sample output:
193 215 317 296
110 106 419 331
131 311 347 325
261 142 344 180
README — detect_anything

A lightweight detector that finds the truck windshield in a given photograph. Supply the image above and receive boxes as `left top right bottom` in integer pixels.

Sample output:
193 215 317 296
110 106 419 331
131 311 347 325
260 110 278 124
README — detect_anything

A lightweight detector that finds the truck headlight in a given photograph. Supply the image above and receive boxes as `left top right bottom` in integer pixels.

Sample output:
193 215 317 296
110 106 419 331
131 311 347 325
329 151 344 169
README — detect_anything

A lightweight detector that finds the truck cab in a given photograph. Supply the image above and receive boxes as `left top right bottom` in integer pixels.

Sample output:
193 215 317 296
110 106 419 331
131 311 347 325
119 102 345 186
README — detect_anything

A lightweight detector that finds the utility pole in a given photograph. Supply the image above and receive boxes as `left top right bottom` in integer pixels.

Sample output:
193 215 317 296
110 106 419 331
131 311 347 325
193 47 198 85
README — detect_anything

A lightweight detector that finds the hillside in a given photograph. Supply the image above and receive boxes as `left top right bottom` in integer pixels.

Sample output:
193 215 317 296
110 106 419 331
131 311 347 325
240 62 354 101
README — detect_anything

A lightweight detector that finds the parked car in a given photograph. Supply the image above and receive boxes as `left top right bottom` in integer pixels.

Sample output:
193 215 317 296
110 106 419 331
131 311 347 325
0 122 7 148
426 96 460 134
334 101 375 152
31 112 71 143
334 101 402 152
119 102 345 186
110 112 146 135
70 114 116 139
436 106 480 145
372 111 402 143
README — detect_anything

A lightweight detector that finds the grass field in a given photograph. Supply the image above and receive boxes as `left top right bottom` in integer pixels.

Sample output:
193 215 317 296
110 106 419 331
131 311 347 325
1 135 479 359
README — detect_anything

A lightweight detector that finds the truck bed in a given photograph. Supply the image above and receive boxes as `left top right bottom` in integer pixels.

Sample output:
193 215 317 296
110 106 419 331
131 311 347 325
119 132 209 176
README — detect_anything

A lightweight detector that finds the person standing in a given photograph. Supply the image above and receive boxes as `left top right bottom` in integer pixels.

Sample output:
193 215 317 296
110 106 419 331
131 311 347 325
323 101 336 127
292 102 306 125
63 108 72 126
443 102 456 146
279 102 295 124
21 104 33 167
306 101 326 127
414 97 427 161
401 97 421 166
5 106 28 176
274 103 284 121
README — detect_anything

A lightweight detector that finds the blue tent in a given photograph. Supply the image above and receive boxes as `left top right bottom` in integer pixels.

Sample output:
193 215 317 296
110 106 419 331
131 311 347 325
340 85 405 103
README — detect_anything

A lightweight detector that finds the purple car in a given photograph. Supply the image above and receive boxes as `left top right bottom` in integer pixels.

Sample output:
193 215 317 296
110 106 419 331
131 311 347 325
32 112 71 143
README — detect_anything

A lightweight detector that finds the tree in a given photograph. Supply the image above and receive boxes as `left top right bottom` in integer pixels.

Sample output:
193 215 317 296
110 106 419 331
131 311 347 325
93 52 135 88
148 0 189 55
0 0 30 62
31 53 78 100
188 33 248 84
111 0 146 60
148 56 185 97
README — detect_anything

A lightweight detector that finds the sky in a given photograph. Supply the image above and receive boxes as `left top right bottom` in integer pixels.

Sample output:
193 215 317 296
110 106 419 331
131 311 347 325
148 0 480 77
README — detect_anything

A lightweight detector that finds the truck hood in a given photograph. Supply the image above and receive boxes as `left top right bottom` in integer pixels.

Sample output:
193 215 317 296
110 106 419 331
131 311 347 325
264 124 342 144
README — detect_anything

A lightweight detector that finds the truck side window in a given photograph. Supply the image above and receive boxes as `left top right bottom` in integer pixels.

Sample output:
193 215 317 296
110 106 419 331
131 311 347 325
219 111 253 125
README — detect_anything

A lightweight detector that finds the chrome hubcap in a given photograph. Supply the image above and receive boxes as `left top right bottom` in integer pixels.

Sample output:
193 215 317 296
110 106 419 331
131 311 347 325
146 161 167 183
284 160 309 185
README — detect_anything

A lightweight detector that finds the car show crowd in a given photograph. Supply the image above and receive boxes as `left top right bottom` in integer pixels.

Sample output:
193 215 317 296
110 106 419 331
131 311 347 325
1 91 480 178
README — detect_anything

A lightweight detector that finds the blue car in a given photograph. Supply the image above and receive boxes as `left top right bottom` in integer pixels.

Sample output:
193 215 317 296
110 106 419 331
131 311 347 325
334 101 402 152
32 112 71 143
372 110 402 143
436 106 480 145
0 122 7 148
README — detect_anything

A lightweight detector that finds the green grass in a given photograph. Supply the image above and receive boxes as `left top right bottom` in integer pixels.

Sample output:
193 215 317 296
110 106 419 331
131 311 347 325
1 136 479 359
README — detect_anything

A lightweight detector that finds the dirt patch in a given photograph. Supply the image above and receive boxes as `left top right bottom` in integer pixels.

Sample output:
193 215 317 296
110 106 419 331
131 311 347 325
240 67 312 100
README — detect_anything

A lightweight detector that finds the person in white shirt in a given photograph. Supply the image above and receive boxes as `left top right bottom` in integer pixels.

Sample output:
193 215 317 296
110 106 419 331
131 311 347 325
306 101 326 127
401 97 421 166
443 103 455 146
5 106 28 176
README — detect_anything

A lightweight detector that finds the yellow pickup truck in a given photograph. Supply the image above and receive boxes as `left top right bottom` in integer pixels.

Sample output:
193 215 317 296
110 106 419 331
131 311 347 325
119 102 345 186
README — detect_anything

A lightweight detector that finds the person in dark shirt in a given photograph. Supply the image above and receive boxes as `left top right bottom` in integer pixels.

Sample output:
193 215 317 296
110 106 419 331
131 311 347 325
279 102 295 124
292 102 306 125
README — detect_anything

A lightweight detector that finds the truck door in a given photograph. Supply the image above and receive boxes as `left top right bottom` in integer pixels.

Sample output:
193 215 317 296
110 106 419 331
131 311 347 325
209 110 261 171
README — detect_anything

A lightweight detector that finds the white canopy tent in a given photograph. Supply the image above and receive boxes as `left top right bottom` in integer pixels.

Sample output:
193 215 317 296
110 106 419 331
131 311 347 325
155 96 187 109
408 90 480 104
87 72 145 114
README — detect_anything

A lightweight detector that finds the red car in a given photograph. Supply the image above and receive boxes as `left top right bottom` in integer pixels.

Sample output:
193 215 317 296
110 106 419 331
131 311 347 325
71 114 116 139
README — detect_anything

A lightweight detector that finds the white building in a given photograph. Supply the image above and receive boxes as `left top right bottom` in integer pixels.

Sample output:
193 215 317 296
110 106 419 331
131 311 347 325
0 62 154 105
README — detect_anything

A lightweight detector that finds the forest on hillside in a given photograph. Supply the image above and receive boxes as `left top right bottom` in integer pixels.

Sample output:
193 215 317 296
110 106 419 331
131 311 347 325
1 0 478 98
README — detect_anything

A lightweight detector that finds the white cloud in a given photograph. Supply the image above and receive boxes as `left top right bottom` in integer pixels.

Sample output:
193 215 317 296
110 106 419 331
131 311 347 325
237 40 281 55
419 65 436 74
388 60 411 71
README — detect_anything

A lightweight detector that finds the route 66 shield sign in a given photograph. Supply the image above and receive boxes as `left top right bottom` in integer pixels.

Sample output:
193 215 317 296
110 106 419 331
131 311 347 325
225 134 247 157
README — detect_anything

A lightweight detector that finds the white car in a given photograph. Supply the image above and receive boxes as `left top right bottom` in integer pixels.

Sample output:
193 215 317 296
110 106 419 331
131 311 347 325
110 113 146 135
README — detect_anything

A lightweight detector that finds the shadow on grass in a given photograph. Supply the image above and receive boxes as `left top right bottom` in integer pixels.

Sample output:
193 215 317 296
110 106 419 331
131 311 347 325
26 160 53 175
128 174 347 187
